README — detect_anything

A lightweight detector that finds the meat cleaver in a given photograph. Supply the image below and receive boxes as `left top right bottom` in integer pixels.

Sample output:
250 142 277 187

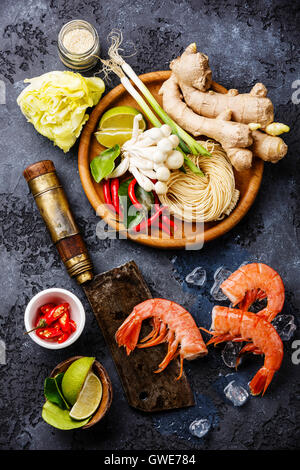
23 160 195 412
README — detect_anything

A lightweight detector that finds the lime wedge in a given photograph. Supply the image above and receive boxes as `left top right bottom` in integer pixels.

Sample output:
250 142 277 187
69 372 102 420
61 357 95 406
95 129 135 147
95 105 146 147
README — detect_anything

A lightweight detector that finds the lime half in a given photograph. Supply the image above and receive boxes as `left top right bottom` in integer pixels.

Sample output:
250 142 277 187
61 357 95 406
95 105 146 147
69 372 102 420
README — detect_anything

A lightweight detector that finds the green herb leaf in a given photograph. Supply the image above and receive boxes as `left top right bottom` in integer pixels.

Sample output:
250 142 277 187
118 178 154 229
42 401 90 430
127 208 144 230
135 184 154 211
118 179 140 229
44 373 70 410
184 156 205 177
90 145 120 183
54 372 68 406
118 178 131 203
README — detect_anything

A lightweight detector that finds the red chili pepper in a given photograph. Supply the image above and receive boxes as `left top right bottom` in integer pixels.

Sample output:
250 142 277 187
40 303 56 315
134 205 167 232
128 178 143 210
25 301 76 340
36 326 62 340
59 310 71 334
111 178 121 215
103 180 112 206
34 316 48 330
57 332 70 344
24 314 48 335
44 303 69 326
69 320 77 333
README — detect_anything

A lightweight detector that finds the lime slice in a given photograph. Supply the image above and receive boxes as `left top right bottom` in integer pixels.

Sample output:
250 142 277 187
61 357 95 406
95 105 146 147
95 129 136 148
99 106 145 129
69 372 102 420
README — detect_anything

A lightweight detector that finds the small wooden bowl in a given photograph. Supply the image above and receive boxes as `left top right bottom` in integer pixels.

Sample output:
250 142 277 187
50 355 113 429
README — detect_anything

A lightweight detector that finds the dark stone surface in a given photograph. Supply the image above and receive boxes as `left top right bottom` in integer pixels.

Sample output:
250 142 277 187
0 0 299 450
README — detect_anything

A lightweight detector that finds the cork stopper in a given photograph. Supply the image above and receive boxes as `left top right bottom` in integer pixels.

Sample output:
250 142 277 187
23 160 56 183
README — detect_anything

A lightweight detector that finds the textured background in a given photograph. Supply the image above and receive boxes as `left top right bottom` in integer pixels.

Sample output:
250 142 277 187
0 0 299 450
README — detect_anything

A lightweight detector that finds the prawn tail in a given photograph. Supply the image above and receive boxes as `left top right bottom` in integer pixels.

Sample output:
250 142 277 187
249 367 275 396
115 315 142 355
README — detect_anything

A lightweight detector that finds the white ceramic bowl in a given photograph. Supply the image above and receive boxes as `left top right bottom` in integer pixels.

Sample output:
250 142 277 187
24 288 85 349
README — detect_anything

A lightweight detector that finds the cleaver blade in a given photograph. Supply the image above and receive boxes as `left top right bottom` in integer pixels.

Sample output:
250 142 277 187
83 260 195 412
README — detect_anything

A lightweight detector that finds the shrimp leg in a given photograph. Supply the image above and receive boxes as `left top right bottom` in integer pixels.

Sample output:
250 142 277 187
139 317 161 343
154 339 180 374
138 322 167 348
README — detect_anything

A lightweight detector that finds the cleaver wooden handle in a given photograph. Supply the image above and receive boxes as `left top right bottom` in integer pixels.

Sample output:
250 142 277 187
23 160 93 285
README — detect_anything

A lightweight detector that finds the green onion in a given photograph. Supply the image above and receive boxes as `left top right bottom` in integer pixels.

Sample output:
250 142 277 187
121 62 211 157
121 77 161 128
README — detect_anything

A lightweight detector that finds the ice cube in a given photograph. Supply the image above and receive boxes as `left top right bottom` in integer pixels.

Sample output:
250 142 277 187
214 266 232 282
221 342 243 368
189 418 211 438
224 380 249 406
210 266 232 301
272 314 297 341
210 283 228 301
185 267 207 286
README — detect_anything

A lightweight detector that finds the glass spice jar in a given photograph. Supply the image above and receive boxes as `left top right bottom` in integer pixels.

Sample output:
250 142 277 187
58 19 100 71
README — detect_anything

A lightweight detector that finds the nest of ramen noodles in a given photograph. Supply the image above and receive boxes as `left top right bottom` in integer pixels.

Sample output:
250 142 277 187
158 140 239 222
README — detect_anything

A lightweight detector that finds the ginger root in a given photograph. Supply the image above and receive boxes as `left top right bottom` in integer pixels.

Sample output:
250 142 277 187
159 75 253 170
251 130 288 163
160 43 289 171
170 43 212 92
171 44 274 128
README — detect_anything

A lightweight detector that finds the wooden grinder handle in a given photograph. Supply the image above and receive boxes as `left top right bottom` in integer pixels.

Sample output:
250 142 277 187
23 160 93 284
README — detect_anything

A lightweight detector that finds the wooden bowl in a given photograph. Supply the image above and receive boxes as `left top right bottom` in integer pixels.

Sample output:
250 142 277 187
50 356 113 429
78 71 263 249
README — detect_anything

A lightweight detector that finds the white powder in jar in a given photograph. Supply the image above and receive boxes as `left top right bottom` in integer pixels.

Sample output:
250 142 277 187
63 28 94 54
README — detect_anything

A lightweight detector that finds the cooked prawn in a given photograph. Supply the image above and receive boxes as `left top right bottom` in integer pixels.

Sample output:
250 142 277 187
205 306 283 395
115 298 207 379
221 263 284 321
